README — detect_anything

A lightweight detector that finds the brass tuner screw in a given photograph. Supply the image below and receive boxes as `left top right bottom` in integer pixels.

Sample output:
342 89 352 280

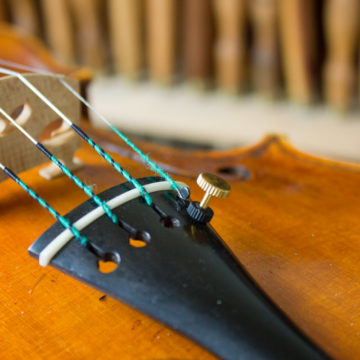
197 173 231 209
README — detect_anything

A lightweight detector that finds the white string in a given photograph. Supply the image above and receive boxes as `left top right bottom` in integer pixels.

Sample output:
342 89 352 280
0 60 111 128
0 67 74 127
0 107 37 144
0 61 94 117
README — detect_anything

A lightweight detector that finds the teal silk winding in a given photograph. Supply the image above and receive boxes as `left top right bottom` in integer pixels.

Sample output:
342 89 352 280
0 106 124 227
0 60 181 195
0 67 154 207
0 164 88 246
109 124 180 193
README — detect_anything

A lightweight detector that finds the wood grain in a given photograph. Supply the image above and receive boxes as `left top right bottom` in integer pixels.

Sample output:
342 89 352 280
323 0 360 111
1 122 360 358
182 0 214 87
213 0 248 93
69 0 106 69
249 0 281 98
0 23 93 84
0 74 81 182
278 0 319 104
146 0 178 84
108 0 144 78
0 0 8 21
8 0 39 36
41 0 75 64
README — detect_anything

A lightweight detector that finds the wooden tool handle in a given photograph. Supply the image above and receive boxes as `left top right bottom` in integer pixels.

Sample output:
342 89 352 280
250 0 281 98
213 0 248 93
41 0 75 64
278 0 319 104
108 0 144 79
182 0 214 87
146 0 178 84
323 0 360 111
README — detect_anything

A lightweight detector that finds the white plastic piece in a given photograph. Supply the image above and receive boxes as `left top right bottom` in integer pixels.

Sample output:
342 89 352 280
39 157 83 180
39 181 187 267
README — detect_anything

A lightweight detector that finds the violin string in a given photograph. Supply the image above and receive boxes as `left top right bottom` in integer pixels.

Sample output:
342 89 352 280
0 162 88 246
0 107 141 237
0 66 153 207
0 59 182 196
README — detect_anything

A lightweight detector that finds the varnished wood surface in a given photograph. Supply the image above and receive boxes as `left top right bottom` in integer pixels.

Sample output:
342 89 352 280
0 23 92 85
1 124 360 359
323 0 360 111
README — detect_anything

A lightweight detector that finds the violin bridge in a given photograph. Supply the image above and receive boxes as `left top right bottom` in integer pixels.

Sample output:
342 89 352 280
0 73 82 182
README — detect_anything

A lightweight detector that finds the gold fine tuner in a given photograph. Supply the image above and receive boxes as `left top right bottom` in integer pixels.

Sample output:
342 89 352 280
197 173 231 209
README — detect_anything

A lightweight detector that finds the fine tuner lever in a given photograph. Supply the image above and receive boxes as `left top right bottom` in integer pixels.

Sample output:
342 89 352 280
186 173 231 223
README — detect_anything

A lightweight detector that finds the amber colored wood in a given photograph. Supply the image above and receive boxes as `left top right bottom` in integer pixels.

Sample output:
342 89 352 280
323 0 360 111
213 0 248 93
0 23 92 85
146 0 178 84
0 0 8 21
41 0 75 64
8 0 39 35
1 119 360 359
278 0 318 104
68 0 106 69
182 0 214 87
108 0 144 78
2 24 360 358
249 0 281 98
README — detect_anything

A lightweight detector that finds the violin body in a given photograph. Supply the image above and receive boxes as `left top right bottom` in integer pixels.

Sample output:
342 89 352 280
0 122 360 359
1 23 360 360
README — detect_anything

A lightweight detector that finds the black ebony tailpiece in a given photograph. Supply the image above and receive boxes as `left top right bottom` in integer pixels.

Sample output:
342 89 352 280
29 177 327 360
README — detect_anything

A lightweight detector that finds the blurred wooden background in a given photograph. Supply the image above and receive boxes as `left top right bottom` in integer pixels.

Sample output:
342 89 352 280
0 0 359 160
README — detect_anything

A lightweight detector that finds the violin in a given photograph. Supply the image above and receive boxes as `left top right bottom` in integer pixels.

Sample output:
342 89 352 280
1 25 359 360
